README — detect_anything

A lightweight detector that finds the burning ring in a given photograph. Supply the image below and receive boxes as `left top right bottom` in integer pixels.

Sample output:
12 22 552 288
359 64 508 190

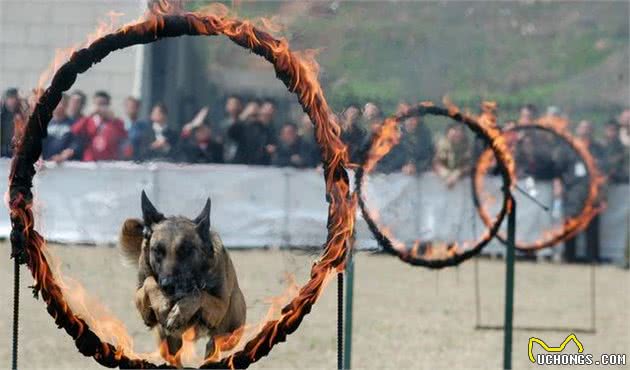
355 102 515 268
8 10 353 369
472 122 604 251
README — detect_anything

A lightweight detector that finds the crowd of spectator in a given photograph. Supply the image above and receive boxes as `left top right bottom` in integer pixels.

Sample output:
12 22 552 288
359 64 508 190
1 87 629 263
1 88 629 188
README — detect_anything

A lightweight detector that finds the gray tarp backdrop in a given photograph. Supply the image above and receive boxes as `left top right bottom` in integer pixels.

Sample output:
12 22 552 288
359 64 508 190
0 159 627 263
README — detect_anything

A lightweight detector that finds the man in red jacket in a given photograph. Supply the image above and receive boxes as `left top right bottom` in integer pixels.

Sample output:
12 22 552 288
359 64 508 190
54 91 127 162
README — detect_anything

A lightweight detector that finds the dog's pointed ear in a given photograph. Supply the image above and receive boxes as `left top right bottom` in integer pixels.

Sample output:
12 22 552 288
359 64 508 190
141 190 164 227
194 198 211 243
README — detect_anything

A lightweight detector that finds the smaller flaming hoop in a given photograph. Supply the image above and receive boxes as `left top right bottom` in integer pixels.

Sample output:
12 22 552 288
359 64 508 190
355 102 515 268
472 121 605 251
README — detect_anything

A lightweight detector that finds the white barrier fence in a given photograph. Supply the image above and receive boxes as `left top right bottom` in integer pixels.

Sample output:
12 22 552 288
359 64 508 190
0 159 627 263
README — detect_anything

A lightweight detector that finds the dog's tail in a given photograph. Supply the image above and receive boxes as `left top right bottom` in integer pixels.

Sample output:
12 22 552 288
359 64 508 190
119 218 144 266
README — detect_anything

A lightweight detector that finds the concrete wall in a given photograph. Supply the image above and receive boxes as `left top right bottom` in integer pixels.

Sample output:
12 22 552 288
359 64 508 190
0 0 145 115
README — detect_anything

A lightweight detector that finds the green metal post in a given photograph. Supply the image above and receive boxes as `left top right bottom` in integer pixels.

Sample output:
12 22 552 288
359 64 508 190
503 197 516 370
343 251 354 370
337 272 343 370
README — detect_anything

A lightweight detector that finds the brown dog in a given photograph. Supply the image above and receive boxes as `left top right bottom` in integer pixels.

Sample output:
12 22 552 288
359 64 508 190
119 191 246 359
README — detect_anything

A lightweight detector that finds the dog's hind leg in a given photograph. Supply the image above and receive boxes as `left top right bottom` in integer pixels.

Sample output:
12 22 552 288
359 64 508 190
203 323 244 360
205 337 218 360
158 327 184 366
166 335 183 357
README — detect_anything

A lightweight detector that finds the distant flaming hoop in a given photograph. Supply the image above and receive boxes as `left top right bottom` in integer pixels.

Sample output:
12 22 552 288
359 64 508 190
472 121 604 251
8 9 354 370
355 102 515 268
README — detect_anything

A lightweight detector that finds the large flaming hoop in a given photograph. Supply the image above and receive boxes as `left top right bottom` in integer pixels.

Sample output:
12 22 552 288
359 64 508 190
472 121 605 251
8 8 354 370
355 102 515 268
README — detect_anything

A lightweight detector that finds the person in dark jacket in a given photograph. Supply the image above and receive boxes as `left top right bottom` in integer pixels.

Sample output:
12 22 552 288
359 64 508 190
217 96 243 161
555 120 604 263
514 133 557 180
258 100 277 130
178 124 224 164
217 95 243 138
145 103 178 161
122 96 152 161
399 116 434 174
298 113 321 167
1 88 19 157
228 102 275 165
66 90 86 124
601 119 629 183
43 94 75 161
272 122 312 168
340 105 367 164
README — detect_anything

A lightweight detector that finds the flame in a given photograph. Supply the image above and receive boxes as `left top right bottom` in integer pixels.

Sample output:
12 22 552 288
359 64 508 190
536 114 569 132
36 11 128 92
202 273 301 364
363 118 401 173
159 327 196 367
442 96 460 116
478 101 498 128
9 2 355 368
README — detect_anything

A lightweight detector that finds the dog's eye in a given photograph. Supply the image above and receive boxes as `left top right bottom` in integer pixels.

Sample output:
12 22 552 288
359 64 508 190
152 243 165 257
177 242 193 258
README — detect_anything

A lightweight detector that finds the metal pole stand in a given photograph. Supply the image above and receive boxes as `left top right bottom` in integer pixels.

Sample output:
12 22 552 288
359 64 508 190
12 258 20 370
474 194 596 337
503 196 516 370
343 250 355 370
10 223 29 370
337 272 344 370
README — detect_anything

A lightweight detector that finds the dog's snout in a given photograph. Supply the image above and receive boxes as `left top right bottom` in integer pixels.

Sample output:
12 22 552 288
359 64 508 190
159 276 176 295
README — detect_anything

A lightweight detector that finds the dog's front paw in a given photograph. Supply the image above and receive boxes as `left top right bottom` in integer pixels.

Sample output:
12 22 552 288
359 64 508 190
165 302 188 334
142 276 173 323
155 299 172 324
140 306 158 328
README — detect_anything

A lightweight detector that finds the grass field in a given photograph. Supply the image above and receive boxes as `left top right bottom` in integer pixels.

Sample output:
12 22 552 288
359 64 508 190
1 243 628 369
197 1 629 119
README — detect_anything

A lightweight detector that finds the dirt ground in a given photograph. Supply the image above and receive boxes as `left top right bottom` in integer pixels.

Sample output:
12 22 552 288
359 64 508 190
1 243 628 369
